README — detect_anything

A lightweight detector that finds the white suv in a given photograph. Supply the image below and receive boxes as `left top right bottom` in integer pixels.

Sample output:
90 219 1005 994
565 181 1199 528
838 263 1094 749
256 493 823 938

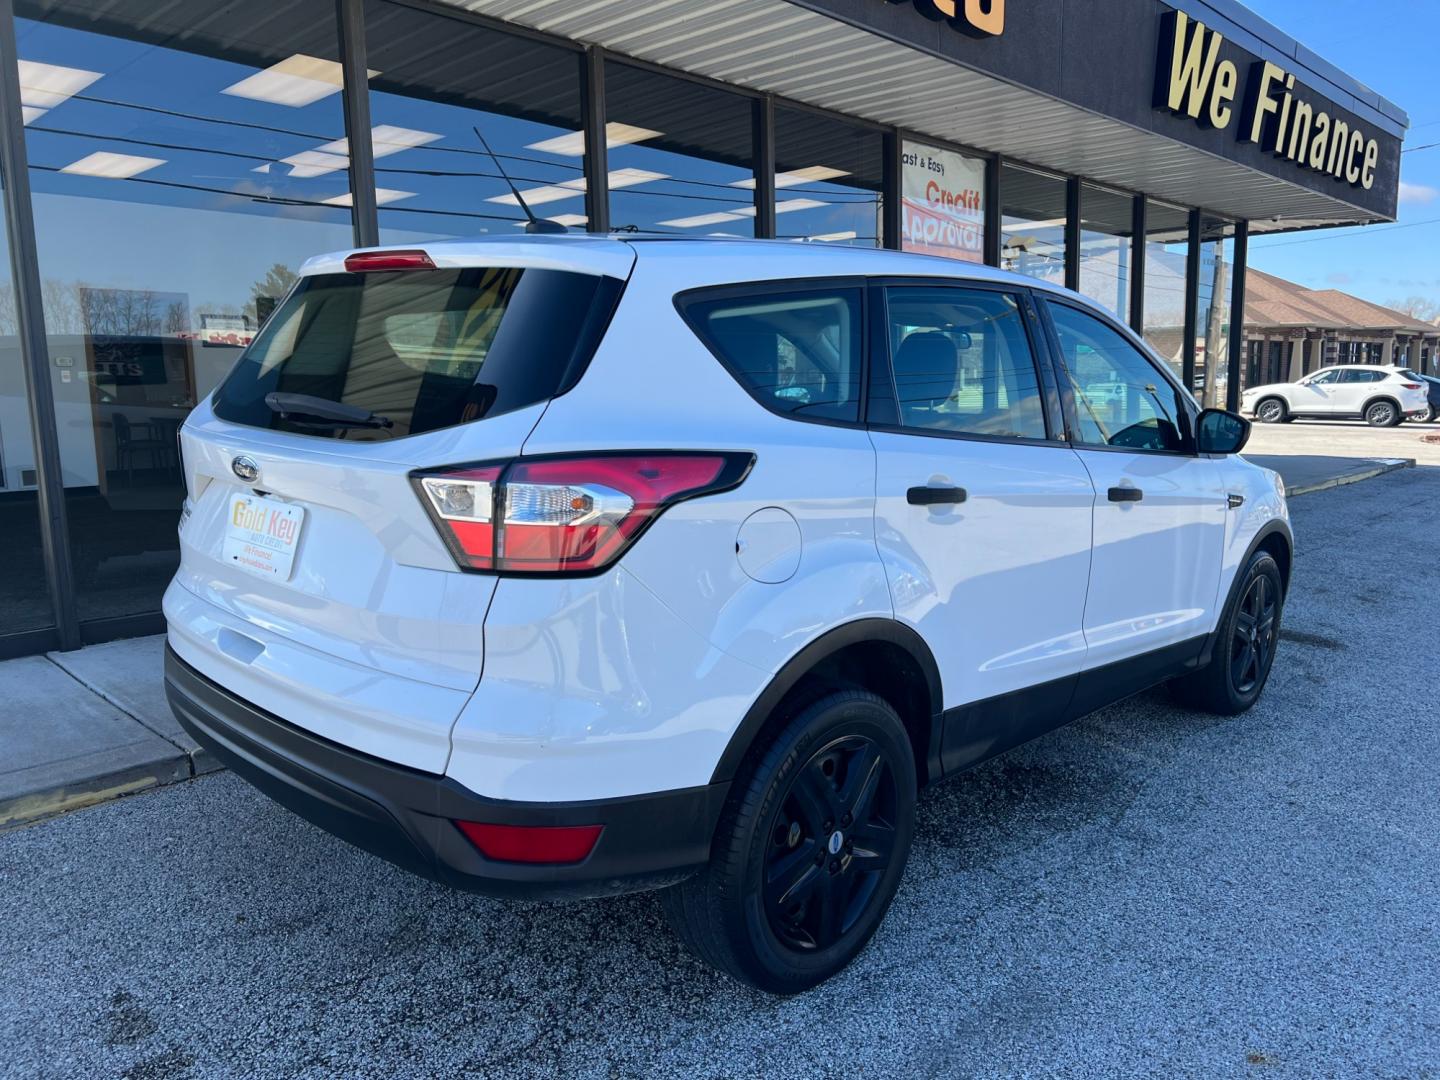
1241 364 1430 426
164 236 1292 993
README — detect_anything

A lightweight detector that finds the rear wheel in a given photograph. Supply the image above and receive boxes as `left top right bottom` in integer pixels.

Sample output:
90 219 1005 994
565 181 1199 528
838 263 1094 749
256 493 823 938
1169 551 1284 715
661 689 916 994
1364 399 1401 426
1414 404 1436 423
1255 398 1287 423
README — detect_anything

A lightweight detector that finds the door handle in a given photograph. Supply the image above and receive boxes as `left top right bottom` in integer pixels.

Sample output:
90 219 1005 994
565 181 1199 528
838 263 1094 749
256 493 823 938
1107 486 1143 503
907 484 967 506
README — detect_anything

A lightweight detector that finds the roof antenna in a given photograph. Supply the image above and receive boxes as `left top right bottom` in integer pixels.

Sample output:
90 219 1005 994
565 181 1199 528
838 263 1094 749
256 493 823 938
473 125 566 234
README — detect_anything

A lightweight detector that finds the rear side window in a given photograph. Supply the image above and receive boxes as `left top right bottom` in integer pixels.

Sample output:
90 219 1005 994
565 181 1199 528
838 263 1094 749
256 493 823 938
679 287 863 423
1340 368 1386 383
213 267 620 440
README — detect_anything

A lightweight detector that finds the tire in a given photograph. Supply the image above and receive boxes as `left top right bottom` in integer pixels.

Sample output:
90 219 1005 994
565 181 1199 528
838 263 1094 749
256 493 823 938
660 689 917 994
1364 399 1401 426
1254 398 1288 424
1415 404 1436 423
1169 551 1284 716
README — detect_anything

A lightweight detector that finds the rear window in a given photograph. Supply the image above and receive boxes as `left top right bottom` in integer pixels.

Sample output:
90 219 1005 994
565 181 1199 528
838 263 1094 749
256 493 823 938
213 266 620 440
678 286 863 424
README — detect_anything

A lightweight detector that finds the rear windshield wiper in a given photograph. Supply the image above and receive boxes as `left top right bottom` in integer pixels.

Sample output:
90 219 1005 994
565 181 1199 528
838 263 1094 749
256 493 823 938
264 392 393 429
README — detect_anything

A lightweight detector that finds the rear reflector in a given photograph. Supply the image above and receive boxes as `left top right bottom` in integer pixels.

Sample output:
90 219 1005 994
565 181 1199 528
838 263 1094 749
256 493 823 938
344 249 436 273
414 451 753 574
454 821 602 864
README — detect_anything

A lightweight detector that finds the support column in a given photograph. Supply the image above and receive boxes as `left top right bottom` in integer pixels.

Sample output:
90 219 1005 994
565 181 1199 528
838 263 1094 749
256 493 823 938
1380 335 1395 365
0 0 81 649
336 0 378 248
1226 221 1247 412
1287 335 1304 381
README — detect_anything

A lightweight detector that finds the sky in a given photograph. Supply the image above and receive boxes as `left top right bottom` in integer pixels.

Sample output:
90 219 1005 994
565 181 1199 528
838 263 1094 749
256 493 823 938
1242 0 1440 313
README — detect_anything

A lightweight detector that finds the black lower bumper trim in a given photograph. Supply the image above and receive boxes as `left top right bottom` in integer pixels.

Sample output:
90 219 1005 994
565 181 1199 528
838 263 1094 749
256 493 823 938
164 645 728 900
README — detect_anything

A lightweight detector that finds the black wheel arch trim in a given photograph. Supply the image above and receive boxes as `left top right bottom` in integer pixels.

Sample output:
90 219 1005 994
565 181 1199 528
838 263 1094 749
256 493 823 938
1198 519 1293 669
709 618 945 789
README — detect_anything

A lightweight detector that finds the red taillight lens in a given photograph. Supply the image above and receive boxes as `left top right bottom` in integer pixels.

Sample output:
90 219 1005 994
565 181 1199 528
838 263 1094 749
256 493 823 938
454 821 602 864
1402 382 1423 390
414 452 751 574
344 249 436 272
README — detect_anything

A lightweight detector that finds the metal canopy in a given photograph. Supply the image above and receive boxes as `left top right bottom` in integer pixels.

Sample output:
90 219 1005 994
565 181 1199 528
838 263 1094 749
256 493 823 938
453 0 1390 231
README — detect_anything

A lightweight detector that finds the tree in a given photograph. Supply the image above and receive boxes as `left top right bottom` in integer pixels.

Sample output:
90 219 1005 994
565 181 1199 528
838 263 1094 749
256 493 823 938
1384 295 1440 322
246 263 298 326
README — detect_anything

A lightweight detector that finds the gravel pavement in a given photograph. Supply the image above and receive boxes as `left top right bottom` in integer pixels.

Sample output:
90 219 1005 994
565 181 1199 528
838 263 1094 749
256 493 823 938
2 467 1438 1079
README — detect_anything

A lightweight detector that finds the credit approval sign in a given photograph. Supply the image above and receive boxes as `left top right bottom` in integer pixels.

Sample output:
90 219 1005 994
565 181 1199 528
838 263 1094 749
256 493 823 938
901 140 985 263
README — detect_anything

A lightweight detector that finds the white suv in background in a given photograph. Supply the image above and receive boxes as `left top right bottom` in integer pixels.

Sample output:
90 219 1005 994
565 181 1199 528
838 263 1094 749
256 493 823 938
1241 364 1430 426
165 236 1292 993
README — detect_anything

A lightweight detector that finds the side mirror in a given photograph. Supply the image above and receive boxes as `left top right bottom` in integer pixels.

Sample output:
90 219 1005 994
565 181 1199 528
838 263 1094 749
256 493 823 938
1195 408 1251 455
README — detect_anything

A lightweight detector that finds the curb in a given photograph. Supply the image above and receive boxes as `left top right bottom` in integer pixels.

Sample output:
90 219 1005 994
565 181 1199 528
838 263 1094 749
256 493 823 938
0 752 193 831
1283 457 1414 497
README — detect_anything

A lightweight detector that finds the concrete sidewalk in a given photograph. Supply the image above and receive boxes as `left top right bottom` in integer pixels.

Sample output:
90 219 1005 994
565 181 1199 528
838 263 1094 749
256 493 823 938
0 450 1416 830
0 637 217 828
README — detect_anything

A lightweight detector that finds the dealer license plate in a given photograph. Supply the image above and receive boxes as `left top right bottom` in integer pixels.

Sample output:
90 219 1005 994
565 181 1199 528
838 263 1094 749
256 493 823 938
222 493 305 581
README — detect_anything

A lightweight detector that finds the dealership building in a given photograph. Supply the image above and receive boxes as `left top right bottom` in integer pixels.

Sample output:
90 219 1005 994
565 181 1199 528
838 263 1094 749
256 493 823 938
0 0 1409 656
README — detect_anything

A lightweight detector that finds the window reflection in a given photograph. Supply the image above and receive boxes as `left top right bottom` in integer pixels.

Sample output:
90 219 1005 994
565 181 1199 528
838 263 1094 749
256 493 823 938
1001 165 1066 286
1142 201 1189 378
775 107 883 247
0 153 54 635
17 0 354 622
604 61 755 236
364 1 586 240
1077 184 1132 322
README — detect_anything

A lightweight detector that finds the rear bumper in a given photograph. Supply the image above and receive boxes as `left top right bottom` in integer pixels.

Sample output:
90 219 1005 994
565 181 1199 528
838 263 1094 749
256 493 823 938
164 645 729 900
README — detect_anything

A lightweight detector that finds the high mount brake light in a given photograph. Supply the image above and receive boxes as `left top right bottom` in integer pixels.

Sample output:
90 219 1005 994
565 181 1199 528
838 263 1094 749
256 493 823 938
344 249 436 272
414 452 753 574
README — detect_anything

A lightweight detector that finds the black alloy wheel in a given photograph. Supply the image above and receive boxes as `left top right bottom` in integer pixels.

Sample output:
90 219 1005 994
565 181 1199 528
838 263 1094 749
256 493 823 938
1230 572 1278 694
660 689 917 994
763 734 898 952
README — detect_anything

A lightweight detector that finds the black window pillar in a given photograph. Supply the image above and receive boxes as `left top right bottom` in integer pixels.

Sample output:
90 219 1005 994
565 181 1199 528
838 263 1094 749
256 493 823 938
1064 176 1081 292
582 46 609 234
882 130 901 250
984 156 1001 267
1129 196 1146 335
0 0 81 650
1227 220 1248 412
1183 208 1201 392
753 96 775 239
336 0 378 247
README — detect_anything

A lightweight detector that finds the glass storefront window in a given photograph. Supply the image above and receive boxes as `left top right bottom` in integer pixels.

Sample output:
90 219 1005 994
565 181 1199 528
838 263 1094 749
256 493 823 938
603 61 754 236
0 157 54 636
1196 217 1236 407
1001 165 1066 286
16 0 355 623
775 106 883 247
1141 201 1189 377
364 2 586 241
900 139 985 262
1077 184 1133 321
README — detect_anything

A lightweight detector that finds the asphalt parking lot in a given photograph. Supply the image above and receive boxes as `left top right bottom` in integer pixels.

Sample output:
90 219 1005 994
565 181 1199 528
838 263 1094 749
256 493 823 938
2 466 1438 1079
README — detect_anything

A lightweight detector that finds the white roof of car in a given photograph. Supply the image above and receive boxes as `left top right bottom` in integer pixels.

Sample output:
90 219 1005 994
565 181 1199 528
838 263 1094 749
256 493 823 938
299 232 1067 296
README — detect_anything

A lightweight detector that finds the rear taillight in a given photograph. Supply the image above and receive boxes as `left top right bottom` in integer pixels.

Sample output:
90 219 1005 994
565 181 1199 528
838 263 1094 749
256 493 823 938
414 452 752 574
344 249 436 272
1402 382 1423 390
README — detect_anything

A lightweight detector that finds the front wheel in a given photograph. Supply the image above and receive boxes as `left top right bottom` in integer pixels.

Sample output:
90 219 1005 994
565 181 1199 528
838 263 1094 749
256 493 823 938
1169 550 1284 715
1364 400 1401 426
1254 398 1287 424
661 689 917 994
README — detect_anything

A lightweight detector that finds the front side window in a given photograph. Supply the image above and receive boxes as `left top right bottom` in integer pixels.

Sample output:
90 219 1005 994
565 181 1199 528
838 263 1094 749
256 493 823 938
1307 369 1340 385
883 287 1047 440
1047 301 1188 453
679 288 862 423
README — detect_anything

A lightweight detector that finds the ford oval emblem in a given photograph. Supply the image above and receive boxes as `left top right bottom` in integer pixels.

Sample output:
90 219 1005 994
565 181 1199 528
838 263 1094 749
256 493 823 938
231 455 260 483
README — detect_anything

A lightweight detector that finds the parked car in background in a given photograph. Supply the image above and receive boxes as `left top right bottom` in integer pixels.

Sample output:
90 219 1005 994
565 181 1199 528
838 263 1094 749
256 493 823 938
1240 365 1430 426
1411 373 1440 423
163 236 1292 994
